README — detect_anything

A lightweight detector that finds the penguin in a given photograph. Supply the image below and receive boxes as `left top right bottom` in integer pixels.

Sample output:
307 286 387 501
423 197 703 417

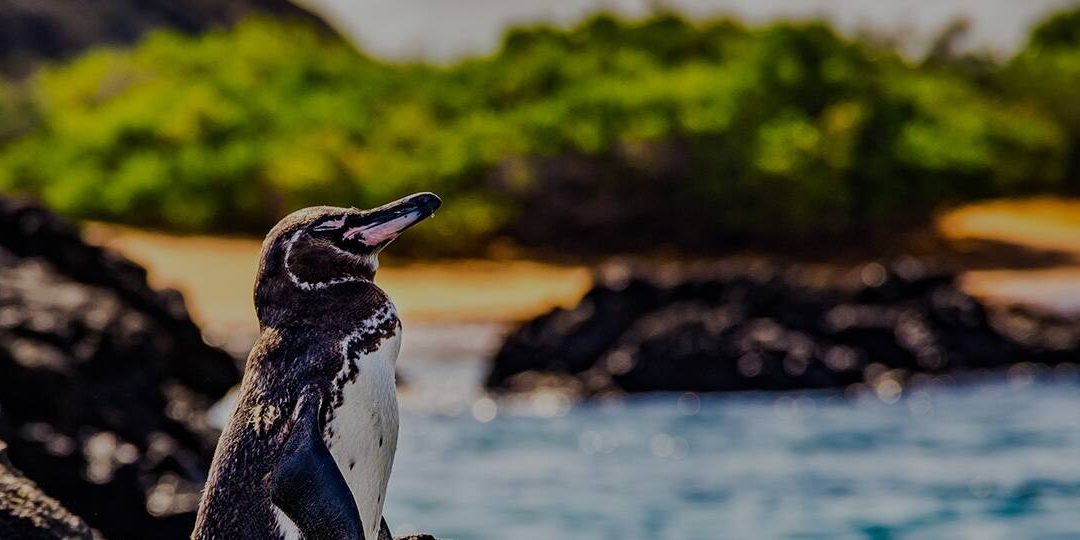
193 192 442 540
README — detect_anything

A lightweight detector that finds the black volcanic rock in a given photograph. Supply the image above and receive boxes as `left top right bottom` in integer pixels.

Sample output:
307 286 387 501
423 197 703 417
487 259 1080 395
0 441 95 540
0 197 240 538
0 0 328 76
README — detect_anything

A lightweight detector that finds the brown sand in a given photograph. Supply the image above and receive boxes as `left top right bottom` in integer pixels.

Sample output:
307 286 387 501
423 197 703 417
82 223 591 338
937 198 1080 255
937 197 1080 315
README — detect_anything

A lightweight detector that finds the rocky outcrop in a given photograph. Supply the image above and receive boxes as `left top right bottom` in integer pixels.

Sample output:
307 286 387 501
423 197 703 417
0 442 95 540
0 197 240 538
0 0 327 75
487 259 1080 395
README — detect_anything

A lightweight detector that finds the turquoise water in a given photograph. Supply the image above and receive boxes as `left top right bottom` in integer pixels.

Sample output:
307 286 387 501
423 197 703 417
389 331 1080 539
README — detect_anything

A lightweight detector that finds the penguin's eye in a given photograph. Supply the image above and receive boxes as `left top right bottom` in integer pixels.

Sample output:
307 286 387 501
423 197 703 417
313 216 347 232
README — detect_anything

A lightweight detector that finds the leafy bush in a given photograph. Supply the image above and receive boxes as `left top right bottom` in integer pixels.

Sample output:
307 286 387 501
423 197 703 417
0 13 1072 254
1005 6 1080 193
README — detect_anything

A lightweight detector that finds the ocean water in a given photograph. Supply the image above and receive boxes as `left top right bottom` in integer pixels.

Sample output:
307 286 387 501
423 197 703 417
387 325 1080 539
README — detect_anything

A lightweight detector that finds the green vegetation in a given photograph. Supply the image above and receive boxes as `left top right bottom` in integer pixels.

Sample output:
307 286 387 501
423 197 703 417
0 10 1078 254
1006 8 1080 194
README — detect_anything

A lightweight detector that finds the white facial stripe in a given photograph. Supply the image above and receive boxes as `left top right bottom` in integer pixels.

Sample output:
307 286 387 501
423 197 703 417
283 229 375 291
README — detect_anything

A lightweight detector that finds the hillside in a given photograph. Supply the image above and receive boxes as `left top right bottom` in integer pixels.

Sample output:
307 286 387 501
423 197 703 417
0 0 324 75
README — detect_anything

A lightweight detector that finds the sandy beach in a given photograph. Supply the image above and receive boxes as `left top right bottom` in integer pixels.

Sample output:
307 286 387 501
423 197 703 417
82 223 592 341
937 198 1080 316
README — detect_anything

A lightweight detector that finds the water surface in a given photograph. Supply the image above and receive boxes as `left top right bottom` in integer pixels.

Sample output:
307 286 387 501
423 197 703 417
389 324 1080 539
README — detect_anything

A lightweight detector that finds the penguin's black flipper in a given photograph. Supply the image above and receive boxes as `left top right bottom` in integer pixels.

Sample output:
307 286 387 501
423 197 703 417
378 517 392 540
270 389 365 540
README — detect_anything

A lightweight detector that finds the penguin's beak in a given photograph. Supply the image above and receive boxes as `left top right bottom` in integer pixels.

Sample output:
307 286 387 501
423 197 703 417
343 192 442 248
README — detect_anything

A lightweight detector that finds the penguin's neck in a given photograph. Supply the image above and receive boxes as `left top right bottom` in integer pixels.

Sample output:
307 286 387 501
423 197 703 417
257 279 391 332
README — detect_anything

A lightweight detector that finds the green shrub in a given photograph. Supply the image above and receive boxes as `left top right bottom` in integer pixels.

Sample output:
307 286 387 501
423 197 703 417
1005 6 1080 193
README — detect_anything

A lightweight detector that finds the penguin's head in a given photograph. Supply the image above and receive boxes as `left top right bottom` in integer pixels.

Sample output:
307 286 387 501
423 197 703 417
254 193 441 316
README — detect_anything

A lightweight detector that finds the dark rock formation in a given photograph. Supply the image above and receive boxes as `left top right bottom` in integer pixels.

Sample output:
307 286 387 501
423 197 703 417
0 441 95 540
0 0 328 76
0 197 241 538
487 259 1080 395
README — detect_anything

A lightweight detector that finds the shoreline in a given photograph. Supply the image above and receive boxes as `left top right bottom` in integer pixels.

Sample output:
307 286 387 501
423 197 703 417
82 222 593 340
82 196 1080 345
937 198 1080 317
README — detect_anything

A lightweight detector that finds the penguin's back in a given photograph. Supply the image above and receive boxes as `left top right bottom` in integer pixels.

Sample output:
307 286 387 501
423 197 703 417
193 328 325 539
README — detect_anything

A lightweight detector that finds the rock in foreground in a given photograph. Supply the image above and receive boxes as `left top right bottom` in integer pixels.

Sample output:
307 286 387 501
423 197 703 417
487 259 1080 395
0 197 240 538
0 442 95 540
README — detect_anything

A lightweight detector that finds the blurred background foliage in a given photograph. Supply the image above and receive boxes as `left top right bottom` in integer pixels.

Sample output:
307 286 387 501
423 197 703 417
0 9 1079 255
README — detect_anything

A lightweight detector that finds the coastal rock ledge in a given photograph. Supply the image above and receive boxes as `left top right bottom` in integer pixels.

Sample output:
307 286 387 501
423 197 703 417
0 442 95 540
487 259 1080 395
0 197 241 538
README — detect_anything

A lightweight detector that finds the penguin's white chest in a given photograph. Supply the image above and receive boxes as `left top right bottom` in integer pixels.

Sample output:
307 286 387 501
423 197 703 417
326 325 401 540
